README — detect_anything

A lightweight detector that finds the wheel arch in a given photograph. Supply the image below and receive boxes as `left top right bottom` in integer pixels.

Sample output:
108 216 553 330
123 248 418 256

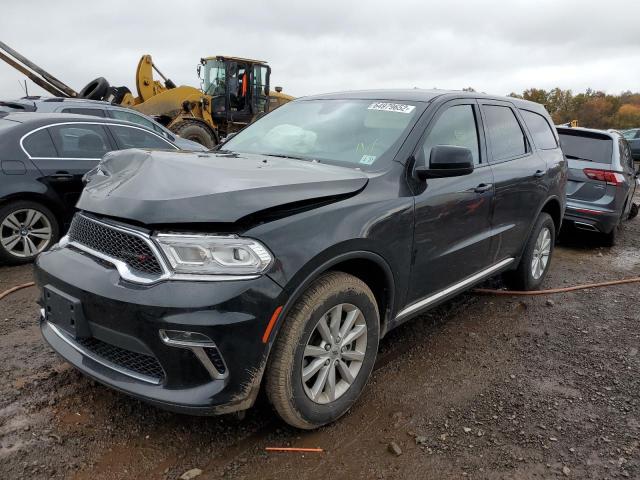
270 250 396 345
539 196 563 235
512 196 563 270
0 191 67 226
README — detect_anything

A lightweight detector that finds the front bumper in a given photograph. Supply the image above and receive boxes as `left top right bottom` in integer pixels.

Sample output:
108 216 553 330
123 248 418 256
35 245 284 415
564 202 619 234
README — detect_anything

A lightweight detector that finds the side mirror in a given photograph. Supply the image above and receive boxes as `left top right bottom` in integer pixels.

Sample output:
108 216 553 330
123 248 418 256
415 145 474 180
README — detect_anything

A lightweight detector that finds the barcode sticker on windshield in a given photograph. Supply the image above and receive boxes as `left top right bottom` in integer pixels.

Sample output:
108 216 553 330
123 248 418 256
359 155 376 165
368 102 415 114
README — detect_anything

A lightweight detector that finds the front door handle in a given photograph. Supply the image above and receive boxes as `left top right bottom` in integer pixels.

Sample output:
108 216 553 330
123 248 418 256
51 171 73 180
474 183 493 193
534 170 546 178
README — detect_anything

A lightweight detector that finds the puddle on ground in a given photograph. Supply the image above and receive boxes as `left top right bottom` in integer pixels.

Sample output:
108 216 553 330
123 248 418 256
609 247 640 272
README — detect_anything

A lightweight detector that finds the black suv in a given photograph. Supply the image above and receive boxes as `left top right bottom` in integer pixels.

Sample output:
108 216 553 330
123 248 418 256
35 90 566 429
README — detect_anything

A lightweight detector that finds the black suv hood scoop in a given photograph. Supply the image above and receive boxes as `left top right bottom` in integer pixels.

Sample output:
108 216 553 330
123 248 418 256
77 149 368 224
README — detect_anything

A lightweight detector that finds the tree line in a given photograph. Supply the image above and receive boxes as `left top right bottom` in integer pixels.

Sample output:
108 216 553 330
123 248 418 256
508 88 640 130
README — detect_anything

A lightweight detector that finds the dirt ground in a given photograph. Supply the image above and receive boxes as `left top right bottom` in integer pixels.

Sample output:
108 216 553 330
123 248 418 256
1 215 639 480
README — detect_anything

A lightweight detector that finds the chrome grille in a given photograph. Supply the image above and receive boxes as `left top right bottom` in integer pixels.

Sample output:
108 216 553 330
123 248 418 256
76 336 165 381
67 215 163 276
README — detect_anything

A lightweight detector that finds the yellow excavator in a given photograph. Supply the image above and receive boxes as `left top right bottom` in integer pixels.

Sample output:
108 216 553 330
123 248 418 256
0 41 294 147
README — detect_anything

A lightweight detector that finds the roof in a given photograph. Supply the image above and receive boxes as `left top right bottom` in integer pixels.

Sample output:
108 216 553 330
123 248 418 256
556 126 619 140
298 89 549 112
201 56 268 64
0 111 142 128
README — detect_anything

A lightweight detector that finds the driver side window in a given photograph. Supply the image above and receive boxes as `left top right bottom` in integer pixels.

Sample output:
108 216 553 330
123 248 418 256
422 105 480 164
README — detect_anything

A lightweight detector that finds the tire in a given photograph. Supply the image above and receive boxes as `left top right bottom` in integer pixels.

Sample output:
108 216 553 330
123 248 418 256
628 203 638 221
266 272 380 429
0 200 59 265
504 213 555 291
602 224 618 247
171 120 218 149
78 77 111 101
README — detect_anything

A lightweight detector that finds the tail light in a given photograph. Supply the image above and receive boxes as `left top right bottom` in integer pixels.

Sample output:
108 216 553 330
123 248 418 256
583 168 625 186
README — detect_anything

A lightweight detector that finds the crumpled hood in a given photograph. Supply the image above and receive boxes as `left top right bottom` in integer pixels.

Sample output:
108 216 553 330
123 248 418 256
77 149 368 224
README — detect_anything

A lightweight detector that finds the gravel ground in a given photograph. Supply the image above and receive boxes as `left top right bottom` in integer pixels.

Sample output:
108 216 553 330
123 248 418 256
0 211 639 479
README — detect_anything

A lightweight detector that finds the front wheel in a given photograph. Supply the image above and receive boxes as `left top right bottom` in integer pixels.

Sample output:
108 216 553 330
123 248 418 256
265 272 380 429
504 212 555 291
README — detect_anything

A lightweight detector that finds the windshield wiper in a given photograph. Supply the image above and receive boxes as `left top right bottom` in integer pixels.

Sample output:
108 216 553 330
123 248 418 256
262 153 310 161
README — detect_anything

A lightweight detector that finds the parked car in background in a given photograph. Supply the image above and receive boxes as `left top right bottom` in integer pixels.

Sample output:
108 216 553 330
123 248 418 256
35 90 566 429
622 128 640 161
557 126 638 245
0 112 183 264
0 97 207 151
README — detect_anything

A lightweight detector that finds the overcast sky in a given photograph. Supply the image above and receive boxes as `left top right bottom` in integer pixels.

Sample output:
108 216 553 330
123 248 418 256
2 0 639 100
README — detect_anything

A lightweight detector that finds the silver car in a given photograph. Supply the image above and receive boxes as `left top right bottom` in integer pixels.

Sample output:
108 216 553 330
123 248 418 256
557 127 638 245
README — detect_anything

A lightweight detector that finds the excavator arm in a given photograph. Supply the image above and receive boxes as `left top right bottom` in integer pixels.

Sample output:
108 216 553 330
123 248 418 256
0 41 78 97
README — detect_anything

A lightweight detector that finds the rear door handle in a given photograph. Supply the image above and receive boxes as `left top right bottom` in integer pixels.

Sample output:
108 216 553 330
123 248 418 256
474 183 493 193
534 170 546 178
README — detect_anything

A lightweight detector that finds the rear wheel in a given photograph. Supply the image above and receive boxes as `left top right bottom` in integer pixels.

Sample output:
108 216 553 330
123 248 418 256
602 224 618 247
266 272 379 429
0 201 59 265
504 213 555 291
171 120 218 149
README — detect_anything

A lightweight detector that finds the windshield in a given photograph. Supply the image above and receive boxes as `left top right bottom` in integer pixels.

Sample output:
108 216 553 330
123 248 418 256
222 99 422 169
622 129 637 140
202 59 226 96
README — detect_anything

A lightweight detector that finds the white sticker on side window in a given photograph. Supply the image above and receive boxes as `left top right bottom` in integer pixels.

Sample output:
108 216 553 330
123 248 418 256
368 102 416 114
359 155 377 165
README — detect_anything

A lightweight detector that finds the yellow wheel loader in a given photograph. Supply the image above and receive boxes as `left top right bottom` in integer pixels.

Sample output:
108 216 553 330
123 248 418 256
0 41 294 147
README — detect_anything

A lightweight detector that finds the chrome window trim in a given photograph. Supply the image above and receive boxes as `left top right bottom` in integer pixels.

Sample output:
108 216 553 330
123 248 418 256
63 214 260 285
20 121 179 159
395 257 514 320
43 318 162 385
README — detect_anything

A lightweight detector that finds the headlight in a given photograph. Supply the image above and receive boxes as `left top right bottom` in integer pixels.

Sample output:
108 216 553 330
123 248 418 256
154 233 273 275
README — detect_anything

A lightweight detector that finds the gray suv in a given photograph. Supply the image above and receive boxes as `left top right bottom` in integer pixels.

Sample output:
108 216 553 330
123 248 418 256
0 97 207 151
622 128 640 161
557 127 638 245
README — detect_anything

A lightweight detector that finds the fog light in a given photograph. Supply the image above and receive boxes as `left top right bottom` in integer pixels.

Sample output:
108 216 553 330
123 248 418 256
159 329 228 379
159 329 214 347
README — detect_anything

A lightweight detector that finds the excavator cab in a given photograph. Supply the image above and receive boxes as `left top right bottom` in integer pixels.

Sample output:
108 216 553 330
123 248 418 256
200 56 270 131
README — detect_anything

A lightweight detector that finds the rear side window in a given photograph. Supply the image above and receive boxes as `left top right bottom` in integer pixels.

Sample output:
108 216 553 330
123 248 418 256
61 108 106 117
483 105 527 161
109 125 175 150
48 124 112 158
23 129 57 157
520 110 557 150
558 132 612 164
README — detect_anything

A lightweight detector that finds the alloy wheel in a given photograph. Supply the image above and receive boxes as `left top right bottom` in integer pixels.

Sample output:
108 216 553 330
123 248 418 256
0 208 53 258
531 226 551 280
301 303 367 404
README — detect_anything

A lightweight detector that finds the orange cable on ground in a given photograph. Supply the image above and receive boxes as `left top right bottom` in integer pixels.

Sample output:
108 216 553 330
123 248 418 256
473 276 640 296
265 447 323 453
0 282 35 301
